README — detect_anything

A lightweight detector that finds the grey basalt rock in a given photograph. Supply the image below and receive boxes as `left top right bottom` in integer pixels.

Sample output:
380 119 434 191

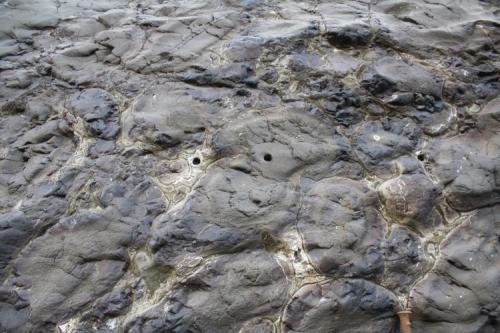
150 164 300 266
122 83 229 152
239 318 275 333
378 173 441 231
297 177 386 280
282 279 398 333
361 57 442 97
410 205 500 333
125 250 290 333
0 98 76 212
0 0 499 332
94 26 145 65
383 225 430 295
424 109 500 211
82 287 132 321
212 110 363 182
354 117 421 178
326 23 373 49
0 287 30 333
3 208 131 331
68 88 120 140
371 0 500 56
0 211 33 277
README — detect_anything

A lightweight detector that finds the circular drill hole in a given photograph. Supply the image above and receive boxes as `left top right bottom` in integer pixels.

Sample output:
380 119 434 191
192 157 201 165
264 153 273 162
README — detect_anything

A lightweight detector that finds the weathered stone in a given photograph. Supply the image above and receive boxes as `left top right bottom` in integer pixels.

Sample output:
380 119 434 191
361 57 442 97
383 225 431 295
282 279 398 333
425 127 500 211
150 164 300 266
121 82 267 155
354 118 421 178
0 211 33 277
327 23 373 48
411 205 500 333
0 1 499 332
379 173 441 230
298 178 386 280
125 251 290 333
212 110 362 182
68 88 120 140
2 209 130 331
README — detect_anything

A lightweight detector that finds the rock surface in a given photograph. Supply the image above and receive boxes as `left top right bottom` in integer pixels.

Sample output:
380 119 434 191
0 0 499 332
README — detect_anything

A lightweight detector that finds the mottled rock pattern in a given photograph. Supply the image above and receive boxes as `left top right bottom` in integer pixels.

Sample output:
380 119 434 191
0 0 499 332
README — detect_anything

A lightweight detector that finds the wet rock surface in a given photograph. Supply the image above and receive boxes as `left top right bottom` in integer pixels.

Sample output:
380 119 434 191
0 0 499 332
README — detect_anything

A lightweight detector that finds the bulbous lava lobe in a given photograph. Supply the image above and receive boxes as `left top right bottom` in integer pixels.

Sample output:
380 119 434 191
0 0 499 332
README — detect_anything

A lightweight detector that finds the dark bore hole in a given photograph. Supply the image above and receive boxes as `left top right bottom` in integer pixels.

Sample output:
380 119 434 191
417 153 425 161
193 157 201 165
264 153 272 162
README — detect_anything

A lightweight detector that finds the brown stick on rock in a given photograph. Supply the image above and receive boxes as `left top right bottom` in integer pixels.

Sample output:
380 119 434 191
397 309 412 333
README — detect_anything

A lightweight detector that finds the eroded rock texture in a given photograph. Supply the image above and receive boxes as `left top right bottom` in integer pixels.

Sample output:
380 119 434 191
0 0 499 332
